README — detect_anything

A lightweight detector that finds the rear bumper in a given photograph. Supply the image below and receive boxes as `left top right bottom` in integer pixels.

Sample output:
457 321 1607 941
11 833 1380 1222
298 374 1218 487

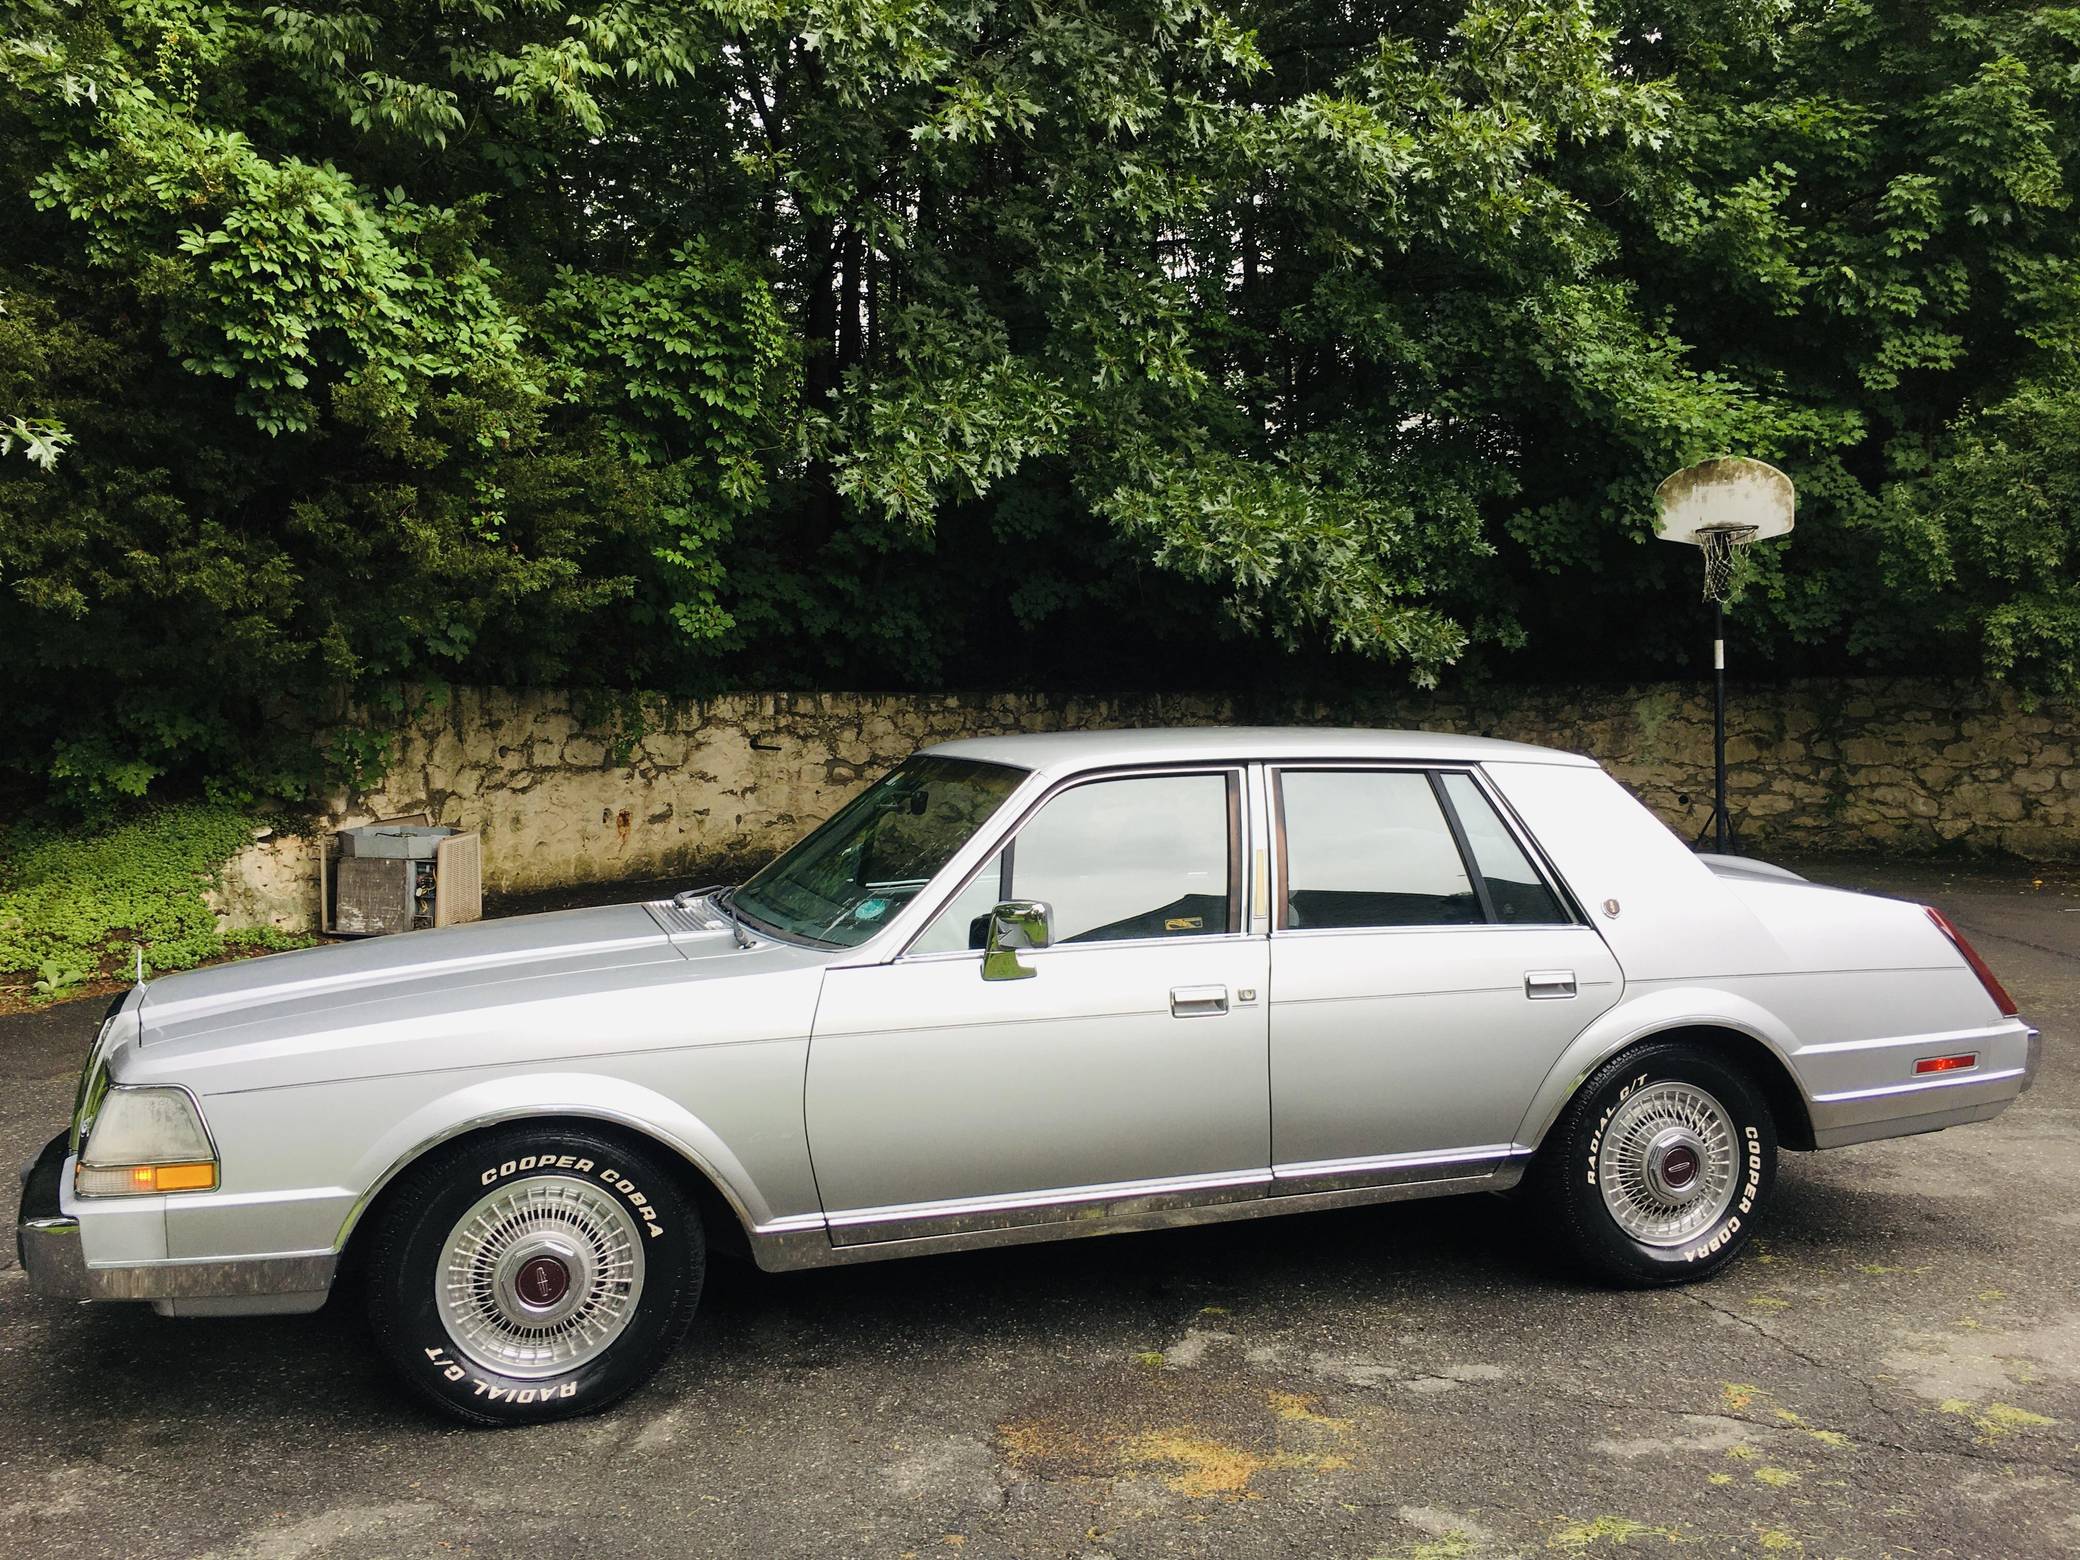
1808 1024 2040 1150
16 1131 334 1315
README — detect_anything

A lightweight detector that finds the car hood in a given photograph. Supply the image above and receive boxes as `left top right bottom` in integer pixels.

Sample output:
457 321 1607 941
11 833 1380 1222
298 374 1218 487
132 901 826 1052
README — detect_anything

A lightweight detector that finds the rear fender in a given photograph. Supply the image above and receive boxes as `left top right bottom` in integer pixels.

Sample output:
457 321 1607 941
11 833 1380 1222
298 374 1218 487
1516 988 1810 1151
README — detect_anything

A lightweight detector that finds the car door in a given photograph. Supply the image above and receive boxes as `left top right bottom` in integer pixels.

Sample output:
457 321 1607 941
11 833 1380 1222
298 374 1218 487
1267 765 1623 1192
806 768 1271 1245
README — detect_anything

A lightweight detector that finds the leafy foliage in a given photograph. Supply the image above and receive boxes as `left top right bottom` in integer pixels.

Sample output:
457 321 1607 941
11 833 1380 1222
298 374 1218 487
0 803 311 997
1 0 2077 811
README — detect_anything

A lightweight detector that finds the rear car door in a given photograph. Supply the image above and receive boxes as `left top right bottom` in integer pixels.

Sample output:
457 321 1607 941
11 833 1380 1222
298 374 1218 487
1266 765 1623 1191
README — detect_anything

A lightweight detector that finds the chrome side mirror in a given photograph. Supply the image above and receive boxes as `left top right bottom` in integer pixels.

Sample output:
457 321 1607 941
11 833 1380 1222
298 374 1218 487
982 900 1052 981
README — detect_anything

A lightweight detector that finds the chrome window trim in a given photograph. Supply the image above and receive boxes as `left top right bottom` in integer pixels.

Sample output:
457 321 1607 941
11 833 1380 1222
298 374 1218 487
891 761 1253 963
1465 763 1593 927
1268 922 1611 942
1266 761 1582 935
1245 760 1274 934
896 929 1263 966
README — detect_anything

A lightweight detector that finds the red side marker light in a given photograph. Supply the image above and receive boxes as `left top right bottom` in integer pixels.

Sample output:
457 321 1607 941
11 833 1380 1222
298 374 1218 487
1924 907 2019 1018
1914 1053 1978 1075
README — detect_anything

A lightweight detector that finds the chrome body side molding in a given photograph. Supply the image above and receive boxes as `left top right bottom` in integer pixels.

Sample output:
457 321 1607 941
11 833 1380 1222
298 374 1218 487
749 1159 1527 1273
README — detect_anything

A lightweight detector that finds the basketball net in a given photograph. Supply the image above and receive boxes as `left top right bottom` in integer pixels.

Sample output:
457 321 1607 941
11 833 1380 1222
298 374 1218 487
1698 524 1758 604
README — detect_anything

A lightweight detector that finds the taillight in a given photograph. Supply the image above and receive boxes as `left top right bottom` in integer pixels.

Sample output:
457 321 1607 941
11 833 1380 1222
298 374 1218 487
1924 906 2019 1018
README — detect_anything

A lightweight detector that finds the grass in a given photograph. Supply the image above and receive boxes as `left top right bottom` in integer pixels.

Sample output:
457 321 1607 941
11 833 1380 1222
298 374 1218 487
0 803 313 1004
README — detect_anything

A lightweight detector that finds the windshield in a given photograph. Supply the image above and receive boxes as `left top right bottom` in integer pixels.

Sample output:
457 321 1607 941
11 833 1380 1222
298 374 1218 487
729 756 1027 947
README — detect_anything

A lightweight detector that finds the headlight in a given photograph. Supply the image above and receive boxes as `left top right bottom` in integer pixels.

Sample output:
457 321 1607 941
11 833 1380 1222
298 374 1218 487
75 1085 219 1196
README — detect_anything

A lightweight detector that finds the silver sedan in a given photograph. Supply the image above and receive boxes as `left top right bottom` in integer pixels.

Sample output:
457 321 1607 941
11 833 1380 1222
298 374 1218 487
16 729 2040 1424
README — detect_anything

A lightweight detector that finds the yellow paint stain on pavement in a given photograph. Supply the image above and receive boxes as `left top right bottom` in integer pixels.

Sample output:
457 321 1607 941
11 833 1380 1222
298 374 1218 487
1548 1514 1680 1550
1753 1465 1800 1487
1722 1383 1761 1412
1122 1431 1281 1498
1267 1390 1350 1429
1937 1398 2058 1443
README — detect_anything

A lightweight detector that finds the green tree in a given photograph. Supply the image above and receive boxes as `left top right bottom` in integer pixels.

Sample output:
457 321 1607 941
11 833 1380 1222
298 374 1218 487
2 0 2076 813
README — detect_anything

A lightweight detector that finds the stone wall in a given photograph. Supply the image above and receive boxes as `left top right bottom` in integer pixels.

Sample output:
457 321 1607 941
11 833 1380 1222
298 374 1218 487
213 679 2078 932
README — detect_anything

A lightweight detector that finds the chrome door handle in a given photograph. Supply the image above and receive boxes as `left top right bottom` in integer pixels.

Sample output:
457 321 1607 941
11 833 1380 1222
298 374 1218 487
1525 970 1577 1000
1170 985 1229 1018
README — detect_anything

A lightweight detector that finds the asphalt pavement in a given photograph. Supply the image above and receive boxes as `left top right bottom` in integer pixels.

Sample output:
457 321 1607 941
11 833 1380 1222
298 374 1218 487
2 856 2076 1558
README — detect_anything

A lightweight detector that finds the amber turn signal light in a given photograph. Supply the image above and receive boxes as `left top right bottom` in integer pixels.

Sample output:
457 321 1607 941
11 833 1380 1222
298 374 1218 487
74 1161 219 1197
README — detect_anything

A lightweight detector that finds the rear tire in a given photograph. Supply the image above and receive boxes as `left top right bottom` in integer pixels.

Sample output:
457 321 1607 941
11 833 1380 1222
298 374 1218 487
1533 1040 1776 1287
365 1125 703 1426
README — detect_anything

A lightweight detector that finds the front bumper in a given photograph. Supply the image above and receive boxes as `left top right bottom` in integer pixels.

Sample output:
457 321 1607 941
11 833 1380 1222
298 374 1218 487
16 1132 86 1298
16 1131 335 1315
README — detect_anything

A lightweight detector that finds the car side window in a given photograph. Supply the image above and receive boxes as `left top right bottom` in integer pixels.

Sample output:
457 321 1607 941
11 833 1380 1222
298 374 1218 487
1278 770 1480 929
910 850 1007 955
1440 773 1569 925
1009 773 1235 944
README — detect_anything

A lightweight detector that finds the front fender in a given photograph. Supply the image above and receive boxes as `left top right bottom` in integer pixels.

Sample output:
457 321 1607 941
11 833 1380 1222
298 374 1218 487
333 1070 778 1252
1514 986 1807 1151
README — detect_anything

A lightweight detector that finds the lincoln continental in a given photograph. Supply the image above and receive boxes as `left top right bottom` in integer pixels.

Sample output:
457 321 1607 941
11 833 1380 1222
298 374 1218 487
16 729 2039 1423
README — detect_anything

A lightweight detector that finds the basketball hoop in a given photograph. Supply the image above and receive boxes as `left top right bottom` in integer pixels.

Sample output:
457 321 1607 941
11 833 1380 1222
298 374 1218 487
1696 524 1758 604
1655 457 1794 603
1652 457 1797 856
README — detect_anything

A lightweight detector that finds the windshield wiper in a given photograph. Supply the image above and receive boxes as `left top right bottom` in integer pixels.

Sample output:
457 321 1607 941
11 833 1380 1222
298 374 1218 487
672 885 754 950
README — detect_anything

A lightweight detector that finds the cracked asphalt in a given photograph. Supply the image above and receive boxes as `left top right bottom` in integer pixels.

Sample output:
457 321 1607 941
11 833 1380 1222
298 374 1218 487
3 856 2076 1558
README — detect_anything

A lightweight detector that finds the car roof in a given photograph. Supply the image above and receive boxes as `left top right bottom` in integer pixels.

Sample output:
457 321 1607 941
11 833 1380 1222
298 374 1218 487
918 726 1598 778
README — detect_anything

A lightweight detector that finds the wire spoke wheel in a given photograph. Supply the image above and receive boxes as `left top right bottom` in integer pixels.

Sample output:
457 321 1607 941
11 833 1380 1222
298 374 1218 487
435 1176 647 1378
1596 1081 1740 1247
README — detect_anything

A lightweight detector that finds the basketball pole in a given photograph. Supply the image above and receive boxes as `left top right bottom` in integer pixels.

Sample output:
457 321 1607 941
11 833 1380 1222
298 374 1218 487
1653 456 1794 861
1713 598 1729 854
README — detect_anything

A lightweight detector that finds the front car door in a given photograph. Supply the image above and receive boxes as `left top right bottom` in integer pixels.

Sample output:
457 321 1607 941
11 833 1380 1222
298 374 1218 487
806 767 1271 1245
1267 765 1623 1193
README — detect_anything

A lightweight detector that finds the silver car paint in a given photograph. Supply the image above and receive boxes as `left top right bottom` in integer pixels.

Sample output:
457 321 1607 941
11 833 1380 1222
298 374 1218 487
28 727 2038 1310
809 934 1274 1239
1269 921 1623 1175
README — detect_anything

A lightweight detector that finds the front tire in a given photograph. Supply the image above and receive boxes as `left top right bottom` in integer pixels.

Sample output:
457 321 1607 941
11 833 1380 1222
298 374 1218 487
365 1126 704 1425
1534 1041 1776 1286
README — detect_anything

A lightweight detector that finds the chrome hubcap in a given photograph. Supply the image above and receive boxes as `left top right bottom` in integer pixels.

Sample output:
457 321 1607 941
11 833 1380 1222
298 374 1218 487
1597 1082 1739 1247
435 1177 645 1378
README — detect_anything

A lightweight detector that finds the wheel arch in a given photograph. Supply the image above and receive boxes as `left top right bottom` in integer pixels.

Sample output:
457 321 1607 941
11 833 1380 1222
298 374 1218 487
1520 1003 1818 1154
333 1103 763 1283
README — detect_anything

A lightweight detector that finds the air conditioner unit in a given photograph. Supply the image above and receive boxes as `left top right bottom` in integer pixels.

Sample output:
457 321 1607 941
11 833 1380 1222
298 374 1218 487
321 821 482 937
